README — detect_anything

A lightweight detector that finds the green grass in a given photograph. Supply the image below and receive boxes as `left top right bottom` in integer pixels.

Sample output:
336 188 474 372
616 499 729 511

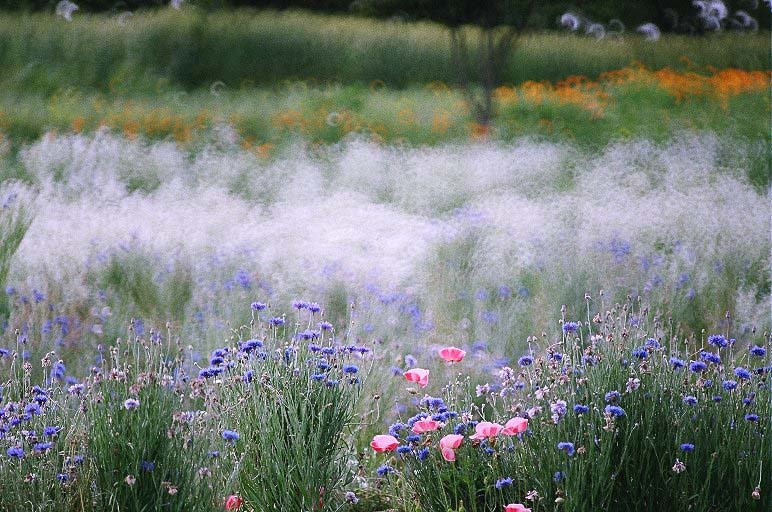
0 9 768 95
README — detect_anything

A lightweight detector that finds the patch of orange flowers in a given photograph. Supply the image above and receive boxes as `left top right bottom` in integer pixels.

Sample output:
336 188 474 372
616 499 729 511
497 63 769 113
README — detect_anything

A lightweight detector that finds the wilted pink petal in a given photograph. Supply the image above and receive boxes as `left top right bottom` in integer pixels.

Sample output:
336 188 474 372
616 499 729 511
439 346 466 363
403 368 429 388
224 495 243 510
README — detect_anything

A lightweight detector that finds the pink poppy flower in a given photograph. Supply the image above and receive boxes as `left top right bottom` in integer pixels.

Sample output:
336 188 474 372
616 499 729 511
502 417 528 435
403 368 429 388
439 346 466 363
370 435 399 452
224 495 243 510
504 504 531 512
469 421 504 440
411 419 439 433
439 434 464 450
441 446 456 461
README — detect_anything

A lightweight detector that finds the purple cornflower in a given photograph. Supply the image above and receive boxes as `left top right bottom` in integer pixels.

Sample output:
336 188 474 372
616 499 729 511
518 356 534 367
495 477 513 489
562 322 579 334
605 405 626 417
221 430 240 443
604 391 620 403
557 442 575 456
123 399 140 410
250 302 267 311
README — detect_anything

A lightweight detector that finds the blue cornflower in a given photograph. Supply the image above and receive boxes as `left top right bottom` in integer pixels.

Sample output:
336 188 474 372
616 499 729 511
605 405 626 417
43 426 61 437
405 434 421 443
680 443 695 452
325 379 339 387
645 338 661 349
268 317 285 327
604 391 620 403
56 473 69 483
712 395 722 402
250 302 267 311
573 404 589 414
311 373 326 382
453 423 466 435
396 445 412 454
140 460 155 472
743 393 755 405
242 370 254 383
745 414 759 422
7 446 23 459
554 471 565 482
292 300 308 310
749 345 766 357
307 302 321 313
699 351 721 364
25 403 41 415
518 356 534 367
722 380 737 391
321 347 336 356
316 361 331 371
417 448 430 461
208 451 220 458
549 352 564 361
689 361 707 373
376 464 394 477
210 356 225 366
734 367 751 380
682 396 698 405
33 442 53 452
702 379 713 389
318 321 333 331
557 442 575 456
562 322 579 334
388 423 406 437
221 430 240 443
34 394 48 405
343 365 358 374
495 477 513 489
632 346 648 359
707 334 728 348
670 357 685 369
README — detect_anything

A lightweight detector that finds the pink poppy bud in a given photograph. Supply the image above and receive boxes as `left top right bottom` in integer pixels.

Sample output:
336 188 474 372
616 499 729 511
439 346 466 363
411 419 439 433
439 434 464 450
502 417 528 435
469 421 504 440
504 505 531 512
224 495 243 510
441 446 456 461
403 368 429 388
370 434 399 453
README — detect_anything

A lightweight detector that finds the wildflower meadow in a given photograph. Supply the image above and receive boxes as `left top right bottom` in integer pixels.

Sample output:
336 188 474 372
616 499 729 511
0 1 769 511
